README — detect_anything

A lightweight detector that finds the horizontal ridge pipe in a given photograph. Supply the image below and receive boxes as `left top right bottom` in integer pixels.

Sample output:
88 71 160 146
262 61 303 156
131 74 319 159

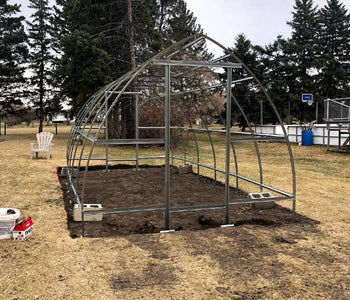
153 59 242 69
138 126 285 138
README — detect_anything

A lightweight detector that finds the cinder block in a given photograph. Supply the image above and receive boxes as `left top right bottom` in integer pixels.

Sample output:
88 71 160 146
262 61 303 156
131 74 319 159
177 165 193 174
248 192 275 209
60 167 78 178
73 204 103 222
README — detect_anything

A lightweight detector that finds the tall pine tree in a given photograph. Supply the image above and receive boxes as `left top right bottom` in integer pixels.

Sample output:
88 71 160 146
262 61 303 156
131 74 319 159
160 0 200 45
0 0 28 122
318 0 350 99
27 0 55 133
58 0 205 137
255 37 291 123
220 34 260 130
286 0 320 122
54 0 113 116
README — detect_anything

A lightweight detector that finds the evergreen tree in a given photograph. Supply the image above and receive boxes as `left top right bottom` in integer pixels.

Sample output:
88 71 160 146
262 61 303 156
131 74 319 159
58 0 160 95
99 0 161 138
58 0 205 138
133 0 162 62
162 0 201 45
50 0 69 66
222 34 260 130
286 0 320 122
57 1 158 101
47 94 63 121
27 0 55 133
157 0 208 57
255 37 296 123
54 0 113 116
318 0 350 99
58 30 113 115
0 0 28 121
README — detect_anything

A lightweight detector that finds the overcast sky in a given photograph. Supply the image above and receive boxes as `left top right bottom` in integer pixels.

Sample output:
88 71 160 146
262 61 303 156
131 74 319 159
186 0 349 56
11 0 350 56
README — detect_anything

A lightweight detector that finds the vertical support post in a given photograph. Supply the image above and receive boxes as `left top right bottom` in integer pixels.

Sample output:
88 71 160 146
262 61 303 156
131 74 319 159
296 127 299 144
338 124 341 151
192 131 200 177
323 126 325 146
4 123 6 136
181 129 187 163
135 94 139 171
327 123 330 151
340 101 344 120
225 68 232 225
208 131 217 183
288 99 291 123
81 204 85 237
164 65 171 230
55 122 58 135
326 100 329 121
231 143 239 193
316 101 319 123
104 93 109 172
260 99 263 125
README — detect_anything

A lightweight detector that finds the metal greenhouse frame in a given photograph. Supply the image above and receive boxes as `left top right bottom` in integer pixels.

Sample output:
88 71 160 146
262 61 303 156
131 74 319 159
65 34 296 237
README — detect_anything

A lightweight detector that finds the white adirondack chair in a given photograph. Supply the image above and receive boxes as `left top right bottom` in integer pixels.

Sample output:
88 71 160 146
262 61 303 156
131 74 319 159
30 132 54 159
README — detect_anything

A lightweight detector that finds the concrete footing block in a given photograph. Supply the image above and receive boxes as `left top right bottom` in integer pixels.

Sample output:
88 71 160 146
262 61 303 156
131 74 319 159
60 167 78 178
177 165 193 174
73 204 103 222
248 192 275 209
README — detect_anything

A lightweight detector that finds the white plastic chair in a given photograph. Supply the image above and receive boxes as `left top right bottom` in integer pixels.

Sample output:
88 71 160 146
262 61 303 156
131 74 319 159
30 132 54 159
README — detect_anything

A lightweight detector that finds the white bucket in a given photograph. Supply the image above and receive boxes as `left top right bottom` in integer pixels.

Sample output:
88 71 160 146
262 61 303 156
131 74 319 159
0 208 20 239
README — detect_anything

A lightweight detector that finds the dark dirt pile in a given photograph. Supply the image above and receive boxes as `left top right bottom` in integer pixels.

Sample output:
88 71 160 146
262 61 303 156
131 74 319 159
59 165 312 237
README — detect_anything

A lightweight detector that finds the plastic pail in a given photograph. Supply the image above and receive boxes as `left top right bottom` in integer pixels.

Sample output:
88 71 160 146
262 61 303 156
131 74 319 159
0 208 20 239
301 130 313 146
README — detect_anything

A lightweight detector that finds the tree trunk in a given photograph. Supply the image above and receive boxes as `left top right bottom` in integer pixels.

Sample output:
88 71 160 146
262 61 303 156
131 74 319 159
38 16 45 134
122 0 136 139
108 0 137 139
127 0 136 72
38 58 44 133
108 101 121 139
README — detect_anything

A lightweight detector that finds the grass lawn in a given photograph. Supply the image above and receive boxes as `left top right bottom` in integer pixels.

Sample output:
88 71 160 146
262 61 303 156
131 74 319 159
0 124 349 299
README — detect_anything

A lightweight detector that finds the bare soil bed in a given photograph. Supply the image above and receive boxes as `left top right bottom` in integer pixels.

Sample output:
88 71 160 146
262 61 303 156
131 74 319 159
59 165 315 238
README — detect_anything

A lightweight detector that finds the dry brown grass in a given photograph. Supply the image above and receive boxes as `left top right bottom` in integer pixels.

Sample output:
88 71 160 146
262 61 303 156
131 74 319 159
0 124 350 300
